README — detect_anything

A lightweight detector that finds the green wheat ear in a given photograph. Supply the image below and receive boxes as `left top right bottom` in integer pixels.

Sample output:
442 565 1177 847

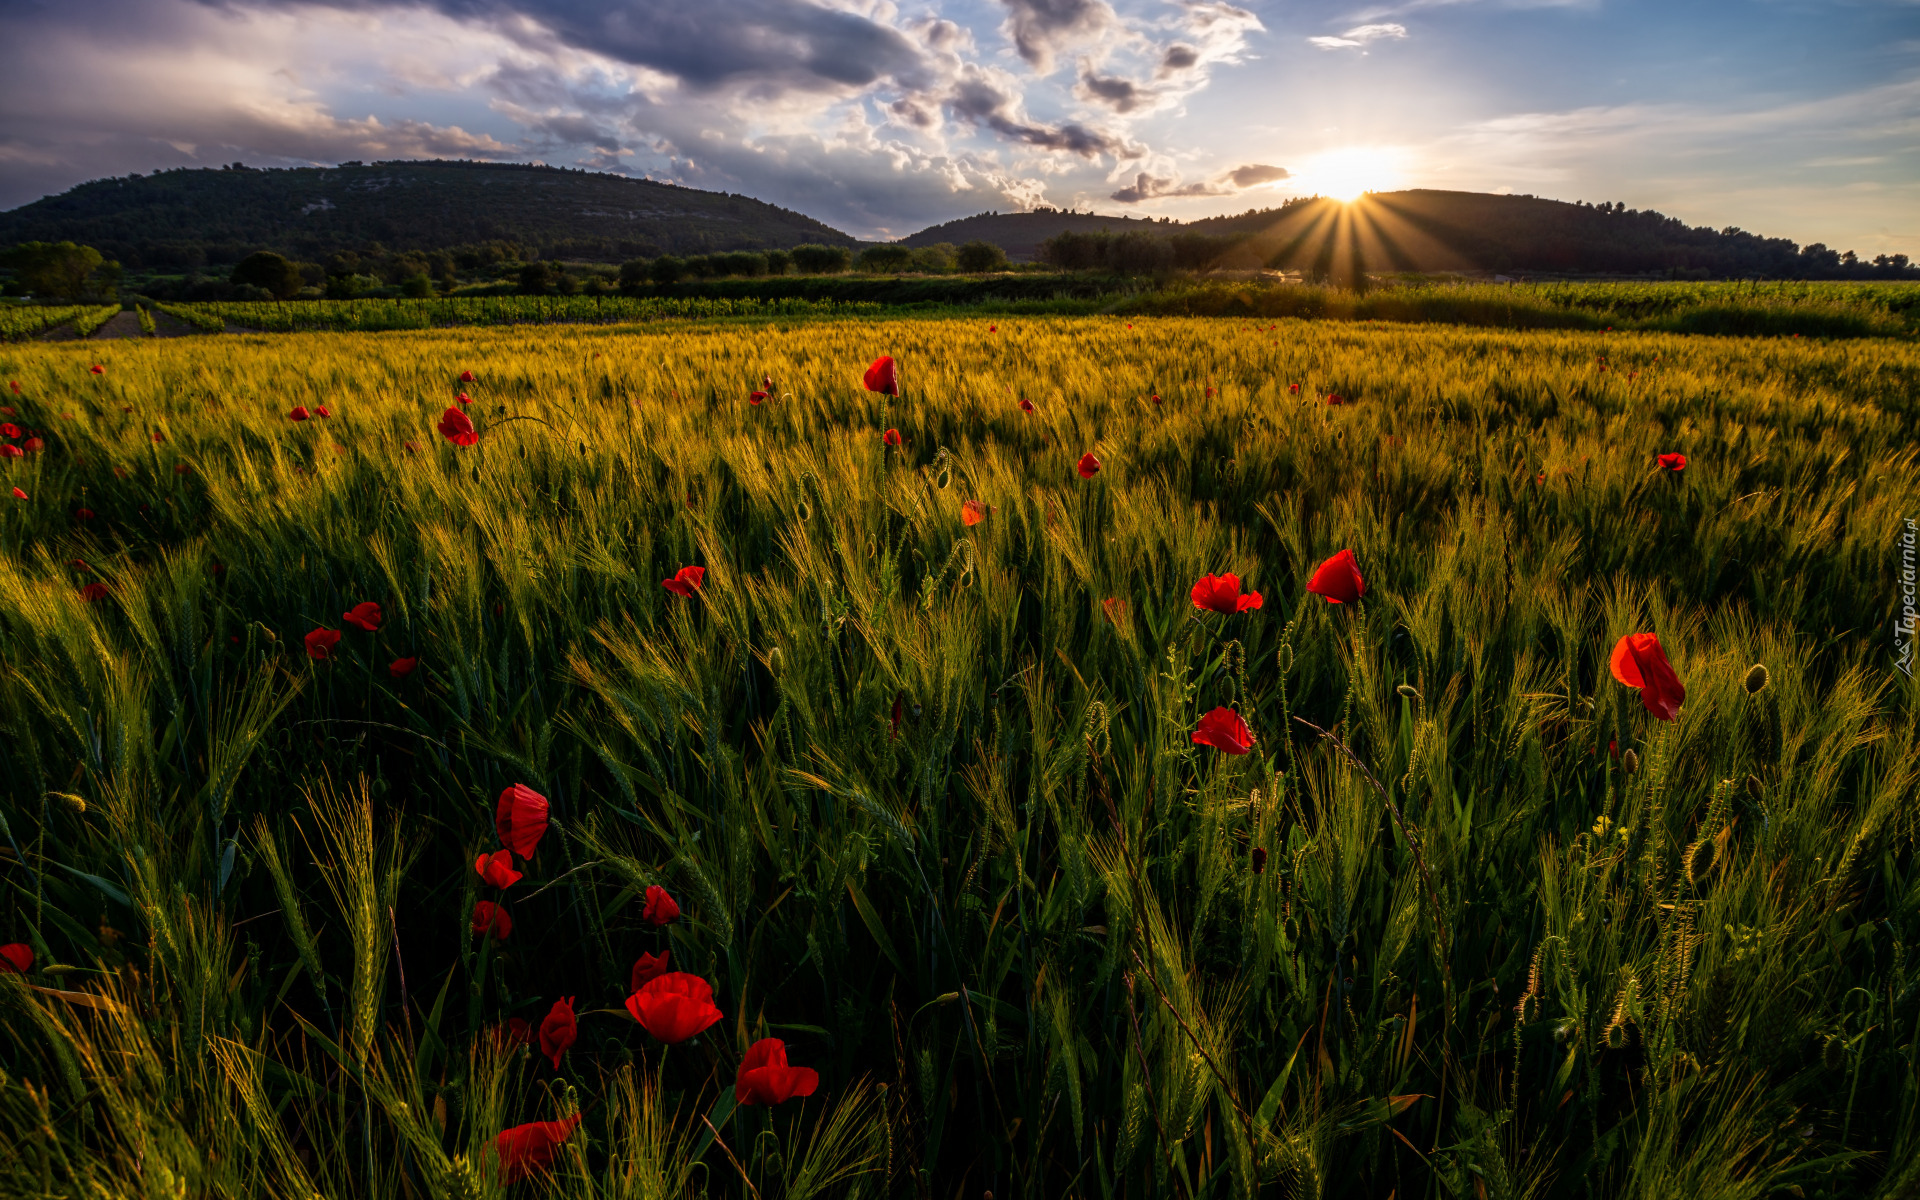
438 1153 484 1200
1744 663 1771 694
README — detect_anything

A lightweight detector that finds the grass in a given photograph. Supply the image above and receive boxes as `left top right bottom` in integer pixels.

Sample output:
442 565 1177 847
0 314 1915 1200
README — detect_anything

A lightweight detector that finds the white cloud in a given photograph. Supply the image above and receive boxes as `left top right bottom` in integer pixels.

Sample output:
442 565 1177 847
1308 23 1409 50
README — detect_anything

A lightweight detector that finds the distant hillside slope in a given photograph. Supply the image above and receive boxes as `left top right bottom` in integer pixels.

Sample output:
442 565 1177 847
918 191 1898 278
0 160 859 268
900 210 1177 261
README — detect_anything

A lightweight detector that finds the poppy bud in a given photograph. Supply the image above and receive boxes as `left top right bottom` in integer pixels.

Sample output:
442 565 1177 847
1745 774 1763 802
1604 1021 1627 1050
1251 846 1267 874
1743 664 1769 695
1821 1036 1845 1070
1396 684 1421 700
935 468 950 490
1622 749 1639 775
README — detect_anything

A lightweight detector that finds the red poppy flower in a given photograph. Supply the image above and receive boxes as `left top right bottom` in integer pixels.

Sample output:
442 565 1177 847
437 407 478 446
1077 452 1101 479
315 405 332 418
90 365 104 375
1657 453 1687 472
151 432 165 443
495 1113 580 1184
1305 549 1365 605
881 428 902 447
0 423 18 438
538 997 577 1069
460 370 477 383
113 467 128 478
631 950 670 992
5 382 16 394
1326 395 1345 406
390 655 418 679
343 601 382 632
624 972 724 1043
1289 383 1301 394
749 391 768 405
403 440 422 455
1191 706 1255 755
475 849 523 889
1251 846 1268 874
1190 573 1263 614
1019 397 1034 413
661 565 705 596
1150 394 1161 406
962 499 987 526
19 436 39 453
304 628 343 661
59 413 71 420
736 1038 821 1106
1610 633 1686 722
496 784 550 859
10 487 24 500
0 944 31 973
1102 597 1127 627
471 900 512 940
501 1016 535 1048
79 582 111 602
75 508 94 520
173 463 189 474
455 392 472 407
988 324 997 332
0 445 19 459
863 356 899 396
642 885 681 927
289 407 310 422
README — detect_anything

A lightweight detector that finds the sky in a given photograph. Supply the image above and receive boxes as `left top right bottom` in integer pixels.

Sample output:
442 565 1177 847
0 0 1915 252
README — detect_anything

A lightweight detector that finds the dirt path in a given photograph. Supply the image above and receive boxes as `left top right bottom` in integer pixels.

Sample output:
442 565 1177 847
91 311 144 339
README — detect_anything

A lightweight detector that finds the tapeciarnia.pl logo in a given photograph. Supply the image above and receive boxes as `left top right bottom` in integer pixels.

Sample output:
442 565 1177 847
1898 518 1916 677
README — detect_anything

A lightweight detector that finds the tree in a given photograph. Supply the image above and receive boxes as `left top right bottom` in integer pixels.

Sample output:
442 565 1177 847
518 262 552 295
618 259 652 290
650 256 685 285
764 249 791 276
230 251 303 299
790 244 851 275
956 240 1008 273
3 241 108 300
858 245 914 273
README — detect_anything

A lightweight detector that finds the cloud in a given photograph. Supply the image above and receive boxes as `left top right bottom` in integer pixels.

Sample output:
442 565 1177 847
1109 162 1289 202
1226 163 1290 186
946 64 1142 157
1308 23 1409 50
1077 65 1156 112
997 0 1119 73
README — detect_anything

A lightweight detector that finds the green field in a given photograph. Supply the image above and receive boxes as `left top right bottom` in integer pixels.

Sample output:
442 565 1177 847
0 315 1915 1199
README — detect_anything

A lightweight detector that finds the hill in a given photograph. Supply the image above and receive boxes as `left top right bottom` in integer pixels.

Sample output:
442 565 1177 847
899 209 1176 261
0 160 859 269
912 191 1906 278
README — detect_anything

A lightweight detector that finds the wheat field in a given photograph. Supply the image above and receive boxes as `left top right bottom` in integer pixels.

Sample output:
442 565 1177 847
0 315 1915 1200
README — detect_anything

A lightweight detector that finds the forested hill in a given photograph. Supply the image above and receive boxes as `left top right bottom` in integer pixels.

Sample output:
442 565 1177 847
0 160 859 269
1179 190 1889 277
903 191 1903 277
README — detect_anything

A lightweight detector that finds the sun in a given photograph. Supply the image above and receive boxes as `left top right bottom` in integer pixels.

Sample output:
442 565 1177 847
1300 146 1407 202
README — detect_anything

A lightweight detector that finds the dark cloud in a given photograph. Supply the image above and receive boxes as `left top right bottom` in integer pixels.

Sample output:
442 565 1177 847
1158 44 1200 75
1227 163 1289 186
1110 172 1226 203
947 69 1140 158
1077 67 1153 113
1110 162 1289 203
998 0 1115 72
201 0 934 93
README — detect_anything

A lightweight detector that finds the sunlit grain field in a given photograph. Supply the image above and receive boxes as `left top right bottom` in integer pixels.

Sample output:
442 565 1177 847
0 315 1916 1200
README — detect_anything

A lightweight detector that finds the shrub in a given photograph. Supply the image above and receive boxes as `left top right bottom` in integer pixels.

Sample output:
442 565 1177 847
619 259 652 290
517 262 552 295
401 273 434 299
711 251 768 278
764 249 792 276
